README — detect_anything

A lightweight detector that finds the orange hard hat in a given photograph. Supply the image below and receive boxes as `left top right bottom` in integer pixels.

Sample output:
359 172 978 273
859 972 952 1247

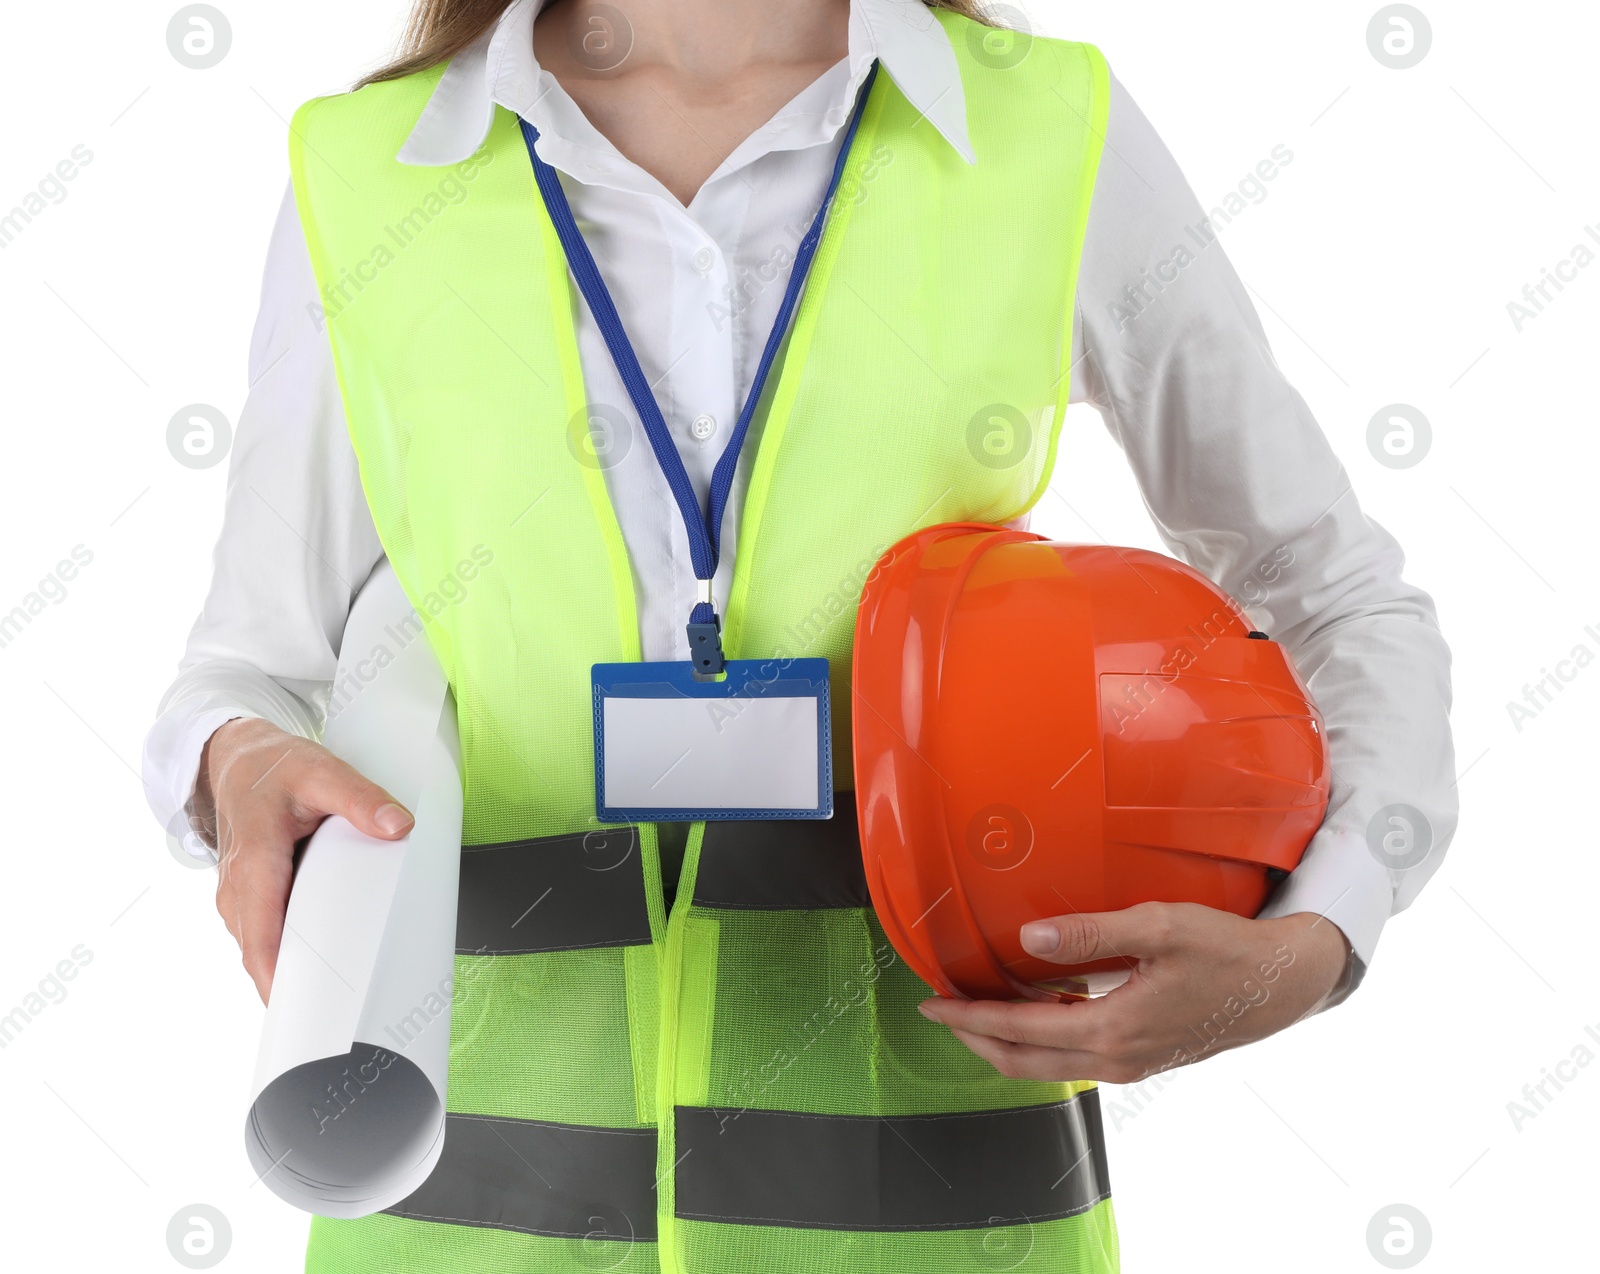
851 523 1330 1002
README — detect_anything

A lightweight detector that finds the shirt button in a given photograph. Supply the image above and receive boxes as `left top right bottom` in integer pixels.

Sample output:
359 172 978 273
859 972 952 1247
690 413 717 441
692 246 715 275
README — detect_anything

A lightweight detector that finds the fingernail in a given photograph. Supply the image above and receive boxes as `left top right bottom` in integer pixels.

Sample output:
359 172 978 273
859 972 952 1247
917 1000 940 1021
375 803 413 835
1020 921 1059 957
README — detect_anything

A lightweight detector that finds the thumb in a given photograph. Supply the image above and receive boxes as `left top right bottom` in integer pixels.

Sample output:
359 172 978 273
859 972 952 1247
1019 903 1173 965
299 753 414 840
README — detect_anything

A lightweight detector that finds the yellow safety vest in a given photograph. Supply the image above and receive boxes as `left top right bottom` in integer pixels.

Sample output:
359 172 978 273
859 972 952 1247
290 12 1116 1271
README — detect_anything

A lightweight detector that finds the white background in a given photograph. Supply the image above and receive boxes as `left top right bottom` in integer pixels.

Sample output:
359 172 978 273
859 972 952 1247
0 0 1594 1269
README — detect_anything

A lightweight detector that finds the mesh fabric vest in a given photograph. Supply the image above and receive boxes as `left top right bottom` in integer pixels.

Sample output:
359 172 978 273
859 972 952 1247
289 13 1116 1272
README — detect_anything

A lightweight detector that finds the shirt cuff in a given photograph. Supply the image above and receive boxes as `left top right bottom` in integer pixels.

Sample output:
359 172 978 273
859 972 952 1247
1255 824 1392 1005
142 665 323 859
144 703 260 859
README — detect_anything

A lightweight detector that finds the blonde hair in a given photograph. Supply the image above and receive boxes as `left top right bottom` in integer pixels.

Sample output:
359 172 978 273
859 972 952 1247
357 0 992 87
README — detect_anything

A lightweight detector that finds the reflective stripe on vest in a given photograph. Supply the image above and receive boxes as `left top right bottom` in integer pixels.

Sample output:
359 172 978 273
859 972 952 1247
380 1090 1109 1241
387 1112 660 1241
290 11 1116 1271
694 800 870 910
456 805 868 943
676 1090 1111 1231
457 828 653 954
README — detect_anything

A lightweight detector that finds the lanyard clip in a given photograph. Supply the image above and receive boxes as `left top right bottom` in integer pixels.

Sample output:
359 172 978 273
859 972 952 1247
688 578 724 676
687 617 724 676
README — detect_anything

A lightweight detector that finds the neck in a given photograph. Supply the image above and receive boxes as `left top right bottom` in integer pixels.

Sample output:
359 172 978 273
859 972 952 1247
538 0 851 80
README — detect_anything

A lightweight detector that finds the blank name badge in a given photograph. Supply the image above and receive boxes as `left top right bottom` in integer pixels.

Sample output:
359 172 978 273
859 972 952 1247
591 658 833 822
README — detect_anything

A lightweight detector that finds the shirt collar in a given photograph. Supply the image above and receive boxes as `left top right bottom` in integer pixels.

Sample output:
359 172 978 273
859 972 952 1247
396 0 974 170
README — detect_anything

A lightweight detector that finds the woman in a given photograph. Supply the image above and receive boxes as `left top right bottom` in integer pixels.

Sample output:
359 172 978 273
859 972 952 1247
144 0 1456 1269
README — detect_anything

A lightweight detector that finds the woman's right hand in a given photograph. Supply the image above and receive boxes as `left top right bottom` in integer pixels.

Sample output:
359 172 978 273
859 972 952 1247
194 717 414 1004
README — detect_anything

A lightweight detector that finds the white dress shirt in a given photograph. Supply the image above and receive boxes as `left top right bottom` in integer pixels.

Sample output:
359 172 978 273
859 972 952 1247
142 0 1456 997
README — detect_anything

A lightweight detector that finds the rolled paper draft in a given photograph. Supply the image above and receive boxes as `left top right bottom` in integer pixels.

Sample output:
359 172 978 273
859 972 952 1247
243 560 462 1217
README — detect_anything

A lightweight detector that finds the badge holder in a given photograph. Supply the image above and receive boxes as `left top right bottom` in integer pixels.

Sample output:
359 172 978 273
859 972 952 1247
592 655 833 823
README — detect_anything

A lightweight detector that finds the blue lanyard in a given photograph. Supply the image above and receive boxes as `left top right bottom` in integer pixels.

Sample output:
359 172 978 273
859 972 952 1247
519 62 879 673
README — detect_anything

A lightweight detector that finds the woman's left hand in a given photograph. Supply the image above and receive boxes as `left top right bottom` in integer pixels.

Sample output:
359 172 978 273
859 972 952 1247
918 903 1351 1083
